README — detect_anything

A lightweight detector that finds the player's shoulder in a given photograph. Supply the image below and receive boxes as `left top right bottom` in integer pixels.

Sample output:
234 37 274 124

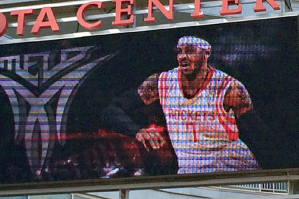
210 66 247 88
211 67 242 82
211 66 232 79
159 67 178 79
165 67 179 74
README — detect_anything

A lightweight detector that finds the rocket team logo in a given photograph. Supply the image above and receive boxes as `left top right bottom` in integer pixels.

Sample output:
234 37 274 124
0 46 114 177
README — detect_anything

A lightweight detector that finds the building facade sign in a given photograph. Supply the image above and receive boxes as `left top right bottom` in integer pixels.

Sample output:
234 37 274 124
0 0 281 37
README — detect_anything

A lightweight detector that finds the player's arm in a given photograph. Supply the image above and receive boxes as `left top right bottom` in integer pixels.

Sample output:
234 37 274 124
136 73 166 150
223 80 277 169
223 80 252 118
137 73 160 105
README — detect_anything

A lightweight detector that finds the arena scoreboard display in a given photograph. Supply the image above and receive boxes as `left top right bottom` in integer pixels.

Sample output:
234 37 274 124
0 13 298 194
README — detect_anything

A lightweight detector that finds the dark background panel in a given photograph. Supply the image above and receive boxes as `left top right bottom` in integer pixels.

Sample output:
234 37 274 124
0 16 298 183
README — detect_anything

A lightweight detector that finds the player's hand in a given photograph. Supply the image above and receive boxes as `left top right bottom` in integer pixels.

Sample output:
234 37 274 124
136 125 166 151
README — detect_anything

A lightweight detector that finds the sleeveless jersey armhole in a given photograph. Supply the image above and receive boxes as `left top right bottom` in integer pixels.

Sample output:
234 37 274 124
215 75 239 141
158 72 168 109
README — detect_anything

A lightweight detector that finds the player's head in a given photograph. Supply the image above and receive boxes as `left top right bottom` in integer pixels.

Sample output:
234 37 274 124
176 36 211 75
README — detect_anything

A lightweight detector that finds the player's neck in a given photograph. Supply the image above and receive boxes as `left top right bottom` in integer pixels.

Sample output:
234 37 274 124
180 64 210 99
183 63 209 81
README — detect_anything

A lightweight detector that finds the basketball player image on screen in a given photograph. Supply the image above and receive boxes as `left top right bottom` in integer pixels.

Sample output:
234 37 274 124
136 36 260 174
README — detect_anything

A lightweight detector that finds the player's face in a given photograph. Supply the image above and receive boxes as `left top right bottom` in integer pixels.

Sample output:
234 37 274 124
176 45 205 75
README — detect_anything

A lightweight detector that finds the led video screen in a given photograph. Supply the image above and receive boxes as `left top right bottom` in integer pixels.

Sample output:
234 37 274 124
0 16 298 184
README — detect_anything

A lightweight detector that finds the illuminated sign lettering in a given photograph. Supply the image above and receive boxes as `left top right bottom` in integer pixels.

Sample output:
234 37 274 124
0 0 280 37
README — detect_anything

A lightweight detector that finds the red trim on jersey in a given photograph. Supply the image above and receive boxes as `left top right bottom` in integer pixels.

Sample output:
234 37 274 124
218 100 236 123
177 67 215 99
158 72 168 108
217 76 235 122
216 76 238 141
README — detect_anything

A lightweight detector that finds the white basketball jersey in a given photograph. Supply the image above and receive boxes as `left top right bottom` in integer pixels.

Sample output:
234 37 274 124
158 67 260 174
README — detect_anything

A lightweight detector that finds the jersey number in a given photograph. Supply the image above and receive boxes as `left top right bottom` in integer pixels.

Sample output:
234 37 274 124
187 122 197 142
